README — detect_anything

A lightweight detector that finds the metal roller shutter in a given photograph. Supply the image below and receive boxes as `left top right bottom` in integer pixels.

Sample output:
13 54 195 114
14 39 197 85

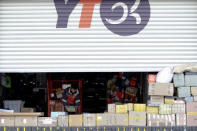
0 0 197 72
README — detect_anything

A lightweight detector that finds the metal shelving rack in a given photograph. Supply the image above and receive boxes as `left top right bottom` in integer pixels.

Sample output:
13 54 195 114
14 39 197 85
47 80 82 116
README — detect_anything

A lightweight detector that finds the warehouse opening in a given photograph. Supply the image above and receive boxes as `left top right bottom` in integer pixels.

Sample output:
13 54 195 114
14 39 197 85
0 72 149 116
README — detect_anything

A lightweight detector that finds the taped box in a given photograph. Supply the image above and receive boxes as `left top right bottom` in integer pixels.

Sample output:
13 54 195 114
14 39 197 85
164 97 174 104
147 106 159 114
0 117 14 126
172 103 185 114
38 117 57 127
186 102 197 126
191 87 197 96
176 114 186 126
127 103 134 112
185 72 197 87
21 108 36 112
134 104 146 111
148 83 174 96
178 87 191 98
147 114 175 126
69 115 82 127
15 116 37 126
83 114 96 127
110 113 128 126
194 96 197 101
159 104 172 115
108 104 116 113
57 115 68 127
129 111 146 126
51 112 66 118
173 73 184 87
96 113 110 126
150 96 164 104
116 104 127 114
184 97 194 102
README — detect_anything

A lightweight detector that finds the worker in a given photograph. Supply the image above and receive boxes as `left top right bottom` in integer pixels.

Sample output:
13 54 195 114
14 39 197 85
62 85 80 114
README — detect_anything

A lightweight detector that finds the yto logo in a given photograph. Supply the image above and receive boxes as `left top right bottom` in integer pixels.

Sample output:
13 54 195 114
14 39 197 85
54 0 150 36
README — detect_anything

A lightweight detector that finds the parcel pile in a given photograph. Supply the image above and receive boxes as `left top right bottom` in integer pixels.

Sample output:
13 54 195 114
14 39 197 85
147 70 197 126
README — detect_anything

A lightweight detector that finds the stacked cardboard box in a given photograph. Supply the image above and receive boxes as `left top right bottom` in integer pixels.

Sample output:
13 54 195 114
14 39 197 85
134 104 146 111
176 114 186 126
159 104 172 115
149 96 164 105
96 113 110 126
108 104 116 113
69 115 83 127
146 106 159 114
109 113 128 126
172 103 185 114
57 115 68 127
0 117 15 126
83 114 96 127
191 87 197 101
38 117 57 127
147 114 175 126
15 116 37 126
116 104 127 114
129 111 146 126
148 83 174 96
186 102 197 126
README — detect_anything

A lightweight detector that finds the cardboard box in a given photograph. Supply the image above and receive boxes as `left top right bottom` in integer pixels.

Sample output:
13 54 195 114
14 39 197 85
38 117 57 127
110 113 128 126
51 112 66 118
0 117 14 126
186 102 197 126
148 74 156 83
184 97 194 102
164 97 174 104
178 87 191 97
185 72 197 86
147 107 159 114
108 104 116 113
159 104 172 115
15 116 37 126
186 102 197 113
96 113 110 126
148 83 174 96
83 114 96 127
129 111 146 126
21 108 36 112
173 73 184 87
57 115 68 127
147 114 175 126
127 103 134 112
194 96 197 101
134 104 146 111
69 115 82 127
172 103 185 114
176 114 186 126
191 87 197 96
187 115 197 126
174 100 185 104
150 96 164 104
116 104 127 114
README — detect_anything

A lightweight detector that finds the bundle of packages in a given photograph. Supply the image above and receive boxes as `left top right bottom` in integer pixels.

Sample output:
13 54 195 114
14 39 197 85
129 111 146 126
147 114 175 126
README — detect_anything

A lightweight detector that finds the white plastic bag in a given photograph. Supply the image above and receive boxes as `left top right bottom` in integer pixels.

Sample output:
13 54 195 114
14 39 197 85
156 67 174 83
